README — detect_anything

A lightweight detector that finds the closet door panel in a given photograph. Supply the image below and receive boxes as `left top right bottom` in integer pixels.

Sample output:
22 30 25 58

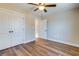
10 14 25 46
0 12 11 50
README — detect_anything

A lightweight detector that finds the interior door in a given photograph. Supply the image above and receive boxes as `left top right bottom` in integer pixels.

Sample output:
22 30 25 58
0 11 11 50
0 9 25 50
10 14 25 46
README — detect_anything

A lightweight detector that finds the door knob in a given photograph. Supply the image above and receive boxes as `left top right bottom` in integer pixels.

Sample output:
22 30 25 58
9 31 14 33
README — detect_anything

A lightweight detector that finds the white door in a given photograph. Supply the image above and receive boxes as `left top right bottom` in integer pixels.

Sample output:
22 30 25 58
9 14 25 46
35 19 47 39
0 9 25 50
0 11 11 50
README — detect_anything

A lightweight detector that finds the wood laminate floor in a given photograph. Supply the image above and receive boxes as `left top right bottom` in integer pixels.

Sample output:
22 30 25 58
0 40 79 56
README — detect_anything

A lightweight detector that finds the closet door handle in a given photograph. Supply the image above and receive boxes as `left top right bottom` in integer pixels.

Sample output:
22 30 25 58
9 31 14 33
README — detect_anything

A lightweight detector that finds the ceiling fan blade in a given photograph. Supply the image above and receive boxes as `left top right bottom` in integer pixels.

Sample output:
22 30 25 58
39 3 41 5
45 4 56 7
34 8 39 11
44 9 47 12
28 3 38 6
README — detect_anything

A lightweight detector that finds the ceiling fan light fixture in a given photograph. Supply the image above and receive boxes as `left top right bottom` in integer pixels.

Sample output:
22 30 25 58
38 6 45 10
28 3 56 13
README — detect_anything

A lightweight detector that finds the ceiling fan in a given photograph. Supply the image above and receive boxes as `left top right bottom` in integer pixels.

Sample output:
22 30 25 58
28 3 56 13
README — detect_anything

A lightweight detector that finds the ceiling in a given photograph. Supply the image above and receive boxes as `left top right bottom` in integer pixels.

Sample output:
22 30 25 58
0 3 79 16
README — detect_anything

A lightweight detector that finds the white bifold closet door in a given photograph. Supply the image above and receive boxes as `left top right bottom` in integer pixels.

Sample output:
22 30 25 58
10 13 25 47
0 9 25 50
0 11 11 50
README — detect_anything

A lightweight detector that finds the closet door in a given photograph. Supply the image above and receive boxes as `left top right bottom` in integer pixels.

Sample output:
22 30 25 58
10 14 25 46
0 11 11 50
0 9 25 50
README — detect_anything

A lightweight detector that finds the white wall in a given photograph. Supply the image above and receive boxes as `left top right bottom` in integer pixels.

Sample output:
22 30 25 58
35 19 47 39
25 14 35 43
47 8 79 47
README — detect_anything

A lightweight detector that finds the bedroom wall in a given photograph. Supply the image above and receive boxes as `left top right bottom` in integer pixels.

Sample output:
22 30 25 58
47 8 79 47
25 14 35 43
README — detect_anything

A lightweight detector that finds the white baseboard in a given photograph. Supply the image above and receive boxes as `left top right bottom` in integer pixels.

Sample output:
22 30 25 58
23 38 35 44
0 39 35 51
48 38 79 48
